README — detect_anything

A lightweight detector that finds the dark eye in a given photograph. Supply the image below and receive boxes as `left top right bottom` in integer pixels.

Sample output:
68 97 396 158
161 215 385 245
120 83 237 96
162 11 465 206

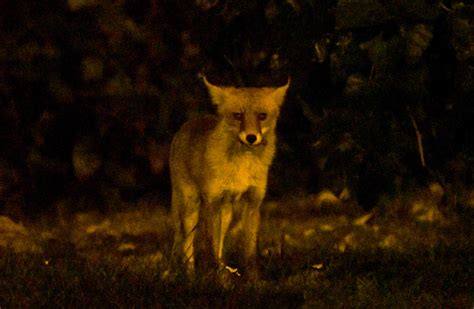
233 112 243 121
258 113 267 121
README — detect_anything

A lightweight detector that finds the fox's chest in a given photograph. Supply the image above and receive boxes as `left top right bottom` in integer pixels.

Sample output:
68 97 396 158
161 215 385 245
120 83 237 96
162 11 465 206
207 153 268 198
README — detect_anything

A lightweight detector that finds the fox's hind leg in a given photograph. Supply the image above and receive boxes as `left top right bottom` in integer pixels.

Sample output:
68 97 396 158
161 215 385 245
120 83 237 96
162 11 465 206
172 187 200 276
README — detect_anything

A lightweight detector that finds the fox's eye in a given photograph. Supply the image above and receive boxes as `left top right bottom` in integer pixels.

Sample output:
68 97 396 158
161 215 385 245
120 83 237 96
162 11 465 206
258 113 267 121
233 112 243 121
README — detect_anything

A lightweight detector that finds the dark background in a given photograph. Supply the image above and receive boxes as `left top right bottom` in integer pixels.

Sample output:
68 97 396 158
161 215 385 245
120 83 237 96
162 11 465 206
1 0 473 219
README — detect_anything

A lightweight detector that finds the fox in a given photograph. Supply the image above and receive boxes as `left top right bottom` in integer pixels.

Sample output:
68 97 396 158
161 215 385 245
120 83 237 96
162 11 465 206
169 76 289 279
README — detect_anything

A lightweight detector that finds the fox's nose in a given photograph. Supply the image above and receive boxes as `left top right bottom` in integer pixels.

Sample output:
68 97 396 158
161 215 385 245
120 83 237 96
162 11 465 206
246 134 257 144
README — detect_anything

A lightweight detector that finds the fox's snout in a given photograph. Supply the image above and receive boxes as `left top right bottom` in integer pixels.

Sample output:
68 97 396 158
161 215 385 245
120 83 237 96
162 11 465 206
236 113 264 146
245 134 257 144
240 132 262 146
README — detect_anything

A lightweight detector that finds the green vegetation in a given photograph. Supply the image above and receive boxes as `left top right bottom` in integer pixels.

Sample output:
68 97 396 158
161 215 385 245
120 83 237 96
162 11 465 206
1 0 473 218
1 1 473 306
1 198 472 307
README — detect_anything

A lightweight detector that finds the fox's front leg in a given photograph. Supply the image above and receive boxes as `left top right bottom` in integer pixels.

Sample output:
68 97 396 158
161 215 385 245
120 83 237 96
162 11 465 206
240 187 264 278
203 193 233 269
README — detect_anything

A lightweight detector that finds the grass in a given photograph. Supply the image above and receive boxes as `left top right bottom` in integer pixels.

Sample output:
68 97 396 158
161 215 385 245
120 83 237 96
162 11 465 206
0 196 473 308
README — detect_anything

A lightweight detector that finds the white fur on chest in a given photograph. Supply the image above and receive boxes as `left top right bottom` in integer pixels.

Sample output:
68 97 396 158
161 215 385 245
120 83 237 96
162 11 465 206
206 152 267 198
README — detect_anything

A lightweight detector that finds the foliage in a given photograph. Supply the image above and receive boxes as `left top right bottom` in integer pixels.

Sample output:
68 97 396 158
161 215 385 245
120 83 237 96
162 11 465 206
0 200 473 307
0 0 473 216
1 2 473 305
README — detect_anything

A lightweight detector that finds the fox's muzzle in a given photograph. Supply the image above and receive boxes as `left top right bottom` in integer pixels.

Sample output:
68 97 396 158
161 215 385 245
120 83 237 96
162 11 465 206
246 134 257 144
238 114 264 146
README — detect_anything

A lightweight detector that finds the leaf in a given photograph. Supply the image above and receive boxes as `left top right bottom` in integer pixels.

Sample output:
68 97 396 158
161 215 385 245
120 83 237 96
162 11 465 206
359 34 388 65
353 213 374 226
344 73 367 96
72 137 102 180
225 265 241 276
311 263 323 270
403 24 433 63
195 0 219 11
82 57 104 81
336 0 391 30
67 0 98 11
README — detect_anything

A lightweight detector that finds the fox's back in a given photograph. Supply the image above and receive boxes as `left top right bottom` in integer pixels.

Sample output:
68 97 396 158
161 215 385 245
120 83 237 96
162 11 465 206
170 114 218 154
169 115 218 186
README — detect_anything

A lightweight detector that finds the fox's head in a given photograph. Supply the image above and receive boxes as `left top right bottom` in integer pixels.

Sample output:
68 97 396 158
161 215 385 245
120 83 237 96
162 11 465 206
204 77 289 147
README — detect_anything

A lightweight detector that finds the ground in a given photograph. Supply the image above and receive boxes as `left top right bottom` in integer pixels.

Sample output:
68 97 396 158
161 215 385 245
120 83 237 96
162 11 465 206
0 190 473 308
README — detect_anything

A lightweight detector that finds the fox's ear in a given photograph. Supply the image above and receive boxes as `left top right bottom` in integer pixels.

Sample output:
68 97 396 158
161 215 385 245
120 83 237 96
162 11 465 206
203 76 228 106
271 77 290 106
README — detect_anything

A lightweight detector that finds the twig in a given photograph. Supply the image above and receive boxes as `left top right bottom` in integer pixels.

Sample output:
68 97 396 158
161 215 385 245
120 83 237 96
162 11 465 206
369 63 376 81
223 54 244 87
439 2 454 13
408 111 426 168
